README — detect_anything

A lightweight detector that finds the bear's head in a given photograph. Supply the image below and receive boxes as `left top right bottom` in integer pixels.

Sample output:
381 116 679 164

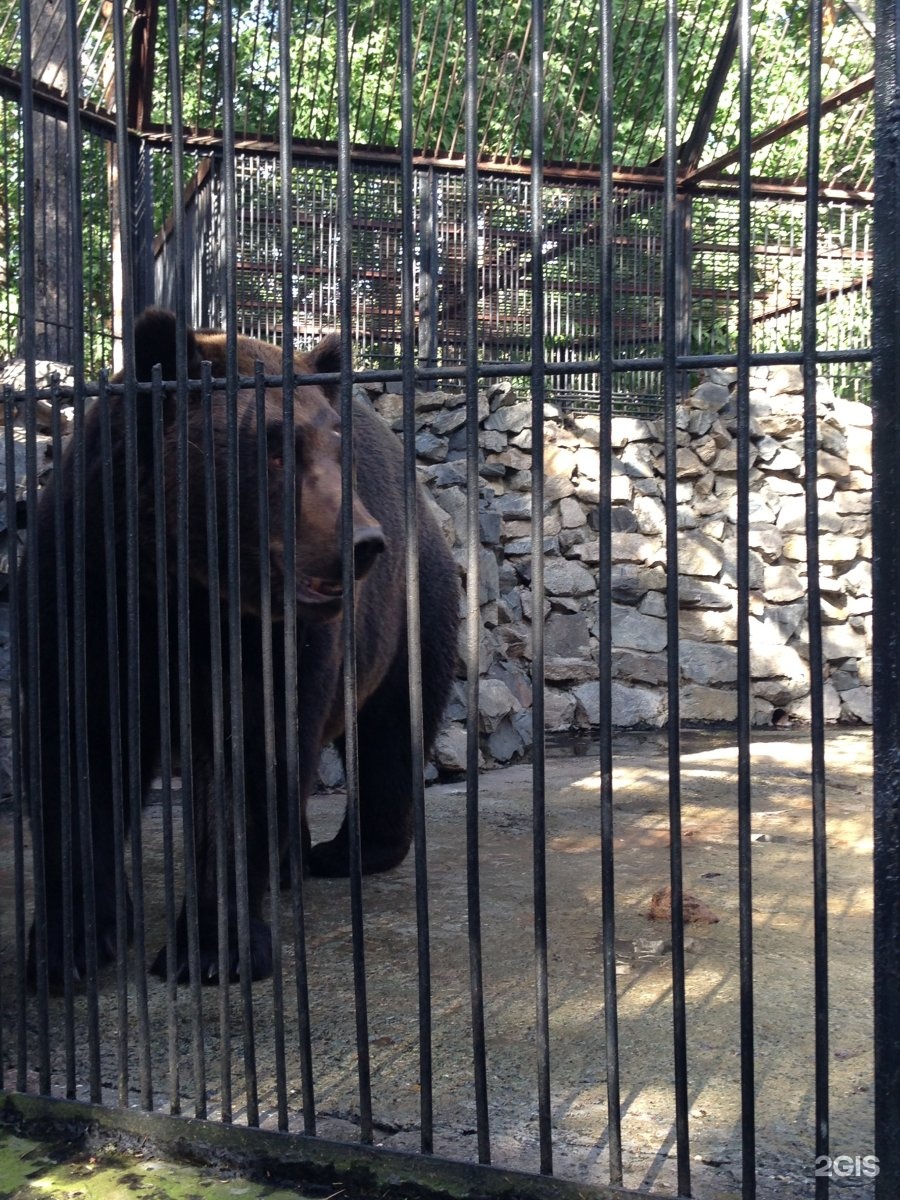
132 308 385 622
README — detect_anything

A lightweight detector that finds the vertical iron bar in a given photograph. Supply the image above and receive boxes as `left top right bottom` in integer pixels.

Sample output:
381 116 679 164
802 4 830 1195
597 0 623 1185
530 0 552 1177
662 1 691 1194
256 361 288 1131
400 0 434 1154
150 367 181 1114
200 360 233 1123
736 2 756 1197
5 386 27 1094
71 312 101 1105
18 0 52 1096
277 0 317 1138
220 0 259 1123
270 9 294 1134
49 375 76 1099
872 3 900 1194
336 0 374 1142
465 0 491 1165
63 0 86 1107
112 0 153 1108
165 0 207 1116
176 367 206 1114
97 367 129 1111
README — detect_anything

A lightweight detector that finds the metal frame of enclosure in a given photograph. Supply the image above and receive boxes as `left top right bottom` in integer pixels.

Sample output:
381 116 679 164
0 2 898 1200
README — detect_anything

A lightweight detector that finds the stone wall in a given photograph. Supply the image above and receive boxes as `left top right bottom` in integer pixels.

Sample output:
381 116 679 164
361 365 873 774
0 366 874 791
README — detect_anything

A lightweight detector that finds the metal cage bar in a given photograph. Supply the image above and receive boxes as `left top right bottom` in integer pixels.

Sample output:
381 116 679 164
0 2 890 1198
336 0 375 1145
801 8 832 1196
662 2 691 1192
871 4 900 1196
735 0 756 1197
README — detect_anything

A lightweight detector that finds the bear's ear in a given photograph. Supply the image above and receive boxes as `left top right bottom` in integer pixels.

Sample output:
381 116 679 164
300 332 342 403
133 308 202 383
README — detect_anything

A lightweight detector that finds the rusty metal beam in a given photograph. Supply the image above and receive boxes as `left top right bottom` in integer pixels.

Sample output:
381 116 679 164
0 60 874 205
681 3 739 170
664 3 740 172
686 70 874 183
751 270 870 326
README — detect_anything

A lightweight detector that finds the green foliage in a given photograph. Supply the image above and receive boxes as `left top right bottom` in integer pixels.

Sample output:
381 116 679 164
0 0 875 378
135 0 874 174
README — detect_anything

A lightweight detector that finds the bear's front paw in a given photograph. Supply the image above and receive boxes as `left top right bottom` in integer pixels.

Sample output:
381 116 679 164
28 892 132 993
150 917 273 984
308 831 411 877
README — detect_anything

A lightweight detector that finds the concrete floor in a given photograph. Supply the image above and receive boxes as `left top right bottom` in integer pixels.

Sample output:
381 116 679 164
0 728 875 1199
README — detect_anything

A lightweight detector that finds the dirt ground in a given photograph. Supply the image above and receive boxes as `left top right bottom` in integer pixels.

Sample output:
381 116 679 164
0 728 875 1199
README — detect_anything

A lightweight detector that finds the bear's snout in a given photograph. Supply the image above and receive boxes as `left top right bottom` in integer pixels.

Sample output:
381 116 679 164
353 524 385 580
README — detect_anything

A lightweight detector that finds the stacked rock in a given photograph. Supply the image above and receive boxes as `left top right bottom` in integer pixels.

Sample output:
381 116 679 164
364 362 872 773
0 363 873 790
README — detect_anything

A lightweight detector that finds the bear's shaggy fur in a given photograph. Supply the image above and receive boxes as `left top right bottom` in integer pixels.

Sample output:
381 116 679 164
25 309 459 985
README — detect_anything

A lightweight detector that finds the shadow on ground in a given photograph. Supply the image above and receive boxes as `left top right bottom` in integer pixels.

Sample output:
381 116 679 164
0 729 875 1199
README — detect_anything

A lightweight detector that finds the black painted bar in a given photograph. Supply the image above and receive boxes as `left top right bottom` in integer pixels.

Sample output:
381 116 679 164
173 290 206 1120
871 5 900 1197
62 0 85 1104
597 0 623 1186
269 0 294 1136
274 0 316 1139
735 1 756 1197
335 0 374 1143
70 306 102 1104
111 0 153 1111
662 1 691 1193
801 6 830 1197
399 0 435 1155
1 347 873 408
48 374 75 1099
255 360 288 1131
17 0 52 1097
529 0 552 1177
200 360 233 1123
276 0 317 1136
150 366 182 1114
163 0 207 1116
3 386 26 1095
96 363 129 1111
219 0 259 1125
464 0 491 1166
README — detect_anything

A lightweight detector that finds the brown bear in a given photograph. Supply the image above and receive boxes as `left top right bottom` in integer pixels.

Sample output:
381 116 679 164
24 308 459 986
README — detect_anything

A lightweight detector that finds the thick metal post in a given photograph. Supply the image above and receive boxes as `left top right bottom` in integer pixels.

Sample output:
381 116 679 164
662 2 691 1194
872 3 900 1195
400 0 435 1155
735 1 756 1197
800 6 830 1194
464 0 491 1167
597 0 623 1186
336 0 374 1143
